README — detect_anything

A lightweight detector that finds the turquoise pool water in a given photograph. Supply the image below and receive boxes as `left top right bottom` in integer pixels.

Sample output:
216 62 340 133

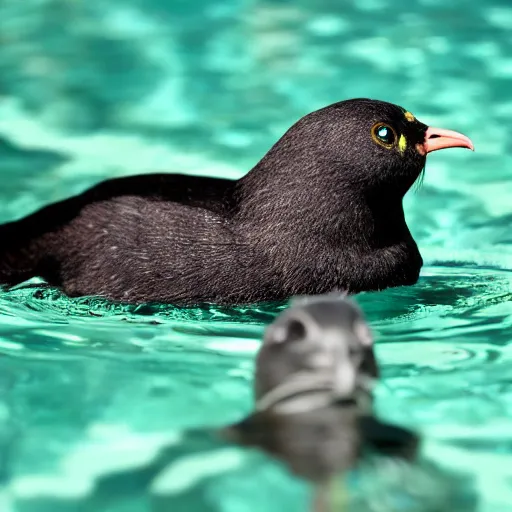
0 0 511 510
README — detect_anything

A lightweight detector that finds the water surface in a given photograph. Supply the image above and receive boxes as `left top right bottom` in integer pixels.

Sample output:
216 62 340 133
0 0 511 510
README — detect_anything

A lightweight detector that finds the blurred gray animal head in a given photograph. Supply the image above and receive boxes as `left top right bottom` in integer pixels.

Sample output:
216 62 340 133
255 294 378 414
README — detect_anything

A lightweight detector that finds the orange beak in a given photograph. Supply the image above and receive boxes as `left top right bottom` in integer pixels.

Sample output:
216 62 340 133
424 127 474 154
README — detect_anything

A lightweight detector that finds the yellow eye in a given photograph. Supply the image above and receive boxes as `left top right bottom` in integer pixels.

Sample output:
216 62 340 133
371 123 397 149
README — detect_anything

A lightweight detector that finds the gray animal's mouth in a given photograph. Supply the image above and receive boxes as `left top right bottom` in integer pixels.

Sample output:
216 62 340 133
255 371 375 415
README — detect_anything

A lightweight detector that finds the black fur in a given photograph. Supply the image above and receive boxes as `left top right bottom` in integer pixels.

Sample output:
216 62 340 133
0 99 427 304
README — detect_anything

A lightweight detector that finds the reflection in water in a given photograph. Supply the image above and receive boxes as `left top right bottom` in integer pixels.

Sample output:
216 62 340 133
80 295 421 511
220 295 476 511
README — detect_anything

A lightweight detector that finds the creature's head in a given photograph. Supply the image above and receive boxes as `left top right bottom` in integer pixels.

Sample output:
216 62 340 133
255 294 378 414
251 98 473 199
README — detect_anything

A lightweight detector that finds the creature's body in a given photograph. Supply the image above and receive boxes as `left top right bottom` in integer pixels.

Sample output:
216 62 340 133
224 295 419 512
0 99 473 304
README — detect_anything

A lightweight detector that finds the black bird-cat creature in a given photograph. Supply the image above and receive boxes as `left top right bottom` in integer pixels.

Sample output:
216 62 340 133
0 99 473 304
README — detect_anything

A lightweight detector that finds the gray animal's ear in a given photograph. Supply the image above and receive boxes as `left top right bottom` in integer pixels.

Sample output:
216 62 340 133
354 318 373 346
289 295 313 307
329 288 349 298
290 291 347 307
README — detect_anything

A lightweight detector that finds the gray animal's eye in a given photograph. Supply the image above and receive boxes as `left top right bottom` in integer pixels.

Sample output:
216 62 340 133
286 319 307 342
348 344 359 357
266 318 307 344
348 344 363 364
